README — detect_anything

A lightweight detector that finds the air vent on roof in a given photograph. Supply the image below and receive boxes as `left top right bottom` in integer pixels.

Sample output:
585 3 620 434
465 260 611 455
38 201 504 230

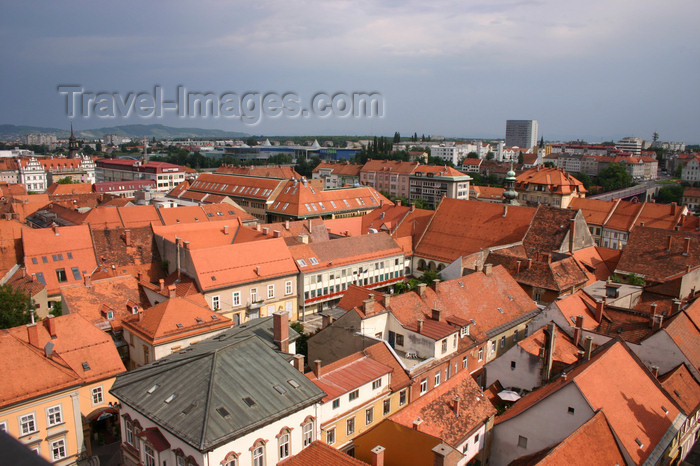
216 406 230 418
635 438 644 448
211 276 216 281
497 307 504 314
508 295 514 301
82 362 91 371
196 317 204 324
211 315 219 320
165 393 177 403
288 379 300 389
674 390 681 398
661 406 669 414
181 402 197 415
176 323 183 328
147 384 160 394
470 319 476 325
274 385 287 394
458 281 463 287
243 397 256 407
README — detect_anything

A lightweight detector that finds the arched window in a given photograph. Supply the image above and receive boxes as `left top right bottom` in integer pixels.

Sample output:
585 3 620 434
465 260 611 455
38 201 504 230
301 417 315 447
220 451 239 466
249 439 266 466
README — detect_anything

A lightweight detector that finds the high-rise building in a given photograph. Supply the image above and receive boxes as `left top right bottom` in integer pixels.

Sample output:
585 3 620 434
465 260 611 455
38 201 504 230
505 120 538 150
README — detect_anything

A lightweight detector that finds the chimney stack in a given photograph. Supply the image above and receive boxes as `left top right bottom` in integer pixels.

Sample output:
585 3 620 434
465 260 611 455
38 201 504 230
293 354 305 373
542 322 556 382
432 308 442 322
569 218 576 253
516 260 522 274
527 258 532 270
432 279 440 293
313 360 322 378
595 298 605 323
683 237 691 256
673 300 682 313
412 418 423 431
650 303 658 328
432 444 454 466
273 311 290 353
452 396 461 416
256 224 261 231
652 314 664 331
183 241 190 249
124 229 131 246
168 285 177 299
45 315 57 338
417 319 424 334
308 219 313 232
371 446 386 466
84 274 92 287
223 225 229 235
666 235 672 251
159 278 165 292
583 336 593 361
503 205 508 217
651 365 659 379
262 227 269 235
285 219 290 230
26 323 40 348
363 295 375 315
138 309 144 322
573 315 584 346
273 230 281 238
383 293 391 307
417 283 427 297
483 263 493 275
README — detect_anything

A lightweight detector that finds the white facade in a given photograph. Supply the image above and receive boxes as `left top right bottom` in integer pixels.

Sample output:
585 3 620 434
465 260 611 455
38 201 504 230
616 137 643 157
119 400 321 466
682 158 700 183
17 157 48 192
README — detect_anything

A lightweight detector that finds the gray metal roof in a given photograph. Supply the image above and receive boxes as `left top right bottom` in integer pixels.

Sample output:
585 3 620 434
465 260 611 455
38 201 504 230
110 335 324 452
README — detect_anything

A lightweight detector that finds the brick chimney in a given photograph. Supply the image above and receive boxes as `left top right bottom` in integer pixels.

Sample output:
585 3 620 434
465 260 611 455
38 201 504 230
285 219 290 230
527 258 532 270
412 418 423 431
321 313 334 329
432 279 440 293
573 315 584 346
383 293 391 307
273 230 281 238
649 303 658 328
371 446 386 466
432 444 455 466
313 360 322 378
542 322 556 382
183 241 190 249
84 274 92 287
666 235 672 252
363 295 375 315
417 318 424 334
595 298 605 323
417 283 427 297
168 285 177 299
256 224 261 231
293 354 305 372
503 205 508 217
452 396 460 417
273 311 289 353
159 278 165 292
516 260 522 274
26 323 40 348
683 237 691 256
483 263 493 275
652 314 664 331
262 227 269 235
45 315 57 338
432 308 442 322
223 225 229 235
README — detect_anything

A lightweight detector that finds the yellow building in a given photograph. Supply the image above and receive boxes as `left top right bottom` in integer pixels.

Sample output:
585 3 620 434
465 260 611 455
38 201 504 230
0 314 125 463
306 342 411 455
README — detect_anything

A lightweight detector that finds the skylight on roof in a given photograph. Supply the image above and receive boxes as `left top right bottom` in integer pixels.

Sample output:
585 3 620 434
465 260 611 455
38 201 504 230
147 384 160 394
176 323 183 328
196 317 204 324
211 315 219 320
309 257 319 265
242 396 256 407
216 406 230 418
274 385 287 394
497 307 504 313
164 393 177 403
288 379 300 389
297 259 307 267
82 362 91 371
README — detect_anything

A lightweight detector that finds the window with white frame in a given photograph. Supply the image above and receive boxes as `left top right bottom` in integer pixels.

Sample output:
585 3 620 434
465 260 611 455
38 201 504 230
420 379 428 395
125 420 134 445
365 407 374 425
223 459 237 466
303 420 314 447
434 371 441 387
278 432 290 460
371 378 382 390
91 386 104 405
19 413 36 435
250 288 258 302
47 405 62 426
346 417 355 435
285 280 293 295
478 347 484 361
463 355 468 369
144 444 156 466
51 438 66 461
267 284 275 299
212 295 220 309
326 427 335 445
441 339 448 353
232 291 241 306
490 340 496 353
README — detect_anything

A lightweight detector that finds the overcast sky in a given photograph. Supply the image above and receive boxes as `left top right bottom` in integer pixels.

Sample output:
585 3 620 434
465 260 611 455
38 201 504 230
1 0 699 142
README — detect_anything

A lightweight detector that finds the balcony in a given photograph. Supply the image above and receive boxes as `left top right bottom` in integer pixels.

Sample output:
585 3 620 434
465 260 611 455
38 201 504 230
247 300 264 310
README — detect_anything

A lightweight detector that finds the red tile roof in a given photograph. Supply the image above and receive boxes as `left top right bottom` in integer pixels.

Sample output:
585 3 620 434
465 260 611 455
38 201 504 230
305 351 393 402
122 294 231 344
517 325 580 366
516 167 587 195
361 159 419 175
279 441 368 466
216 165 301 179
152 222 266 249
660 364 700 415
312 161 364 177
0 219 27 278
664 311 700 373
188 173 284 201
23 224 98 295
45 183 93 195
363 341 412 391
189 237 298 291
414 198 536 263
0 314 126 409
497 340 682 465
568 198 618 226
390 369 496 447
571 246 613 284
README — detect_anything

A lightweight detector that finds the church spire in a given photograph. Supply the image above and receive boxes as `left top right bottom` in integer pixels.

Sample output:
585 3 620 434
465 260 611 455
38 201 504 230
503 161 520 205
68 122 79 158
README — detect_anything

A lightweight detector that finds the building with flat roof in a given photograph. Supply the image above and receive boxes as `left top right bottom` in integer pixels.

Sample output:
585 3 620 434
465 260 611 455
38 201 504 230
505 120 538 151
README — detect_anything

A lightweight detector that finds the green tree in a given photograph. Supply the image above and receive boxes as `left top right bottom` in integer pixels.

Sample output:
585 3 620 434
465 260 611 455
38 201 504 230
466 152 479 159
55 177 73 184
245 137 259 147
517 152 524 164
49 301 63 317
572 172 592 190
486 152 495 160
597 163 633 192
0 284 34 329
418 269 440 284
656 184 683 204
393 132 401 144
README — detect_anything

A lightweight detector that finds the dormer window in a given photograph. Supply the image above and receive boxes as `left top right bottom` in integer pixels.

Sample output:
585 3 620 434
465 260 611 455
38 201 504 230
460 326 470 337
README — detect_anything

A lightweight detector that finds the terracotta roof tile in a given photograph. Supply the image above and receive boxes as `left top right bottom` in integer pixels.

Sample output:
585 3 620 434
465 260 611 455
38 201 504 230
659 364 700 415
515 167 587 195
279 441 368 466
152 222 267 250
390 369 496 447
664 311 700 371
361 159 419 175
312 161 364 177
0 314 125 409
517 325 580 366
216 165 301 179
414 199 536 263
568 198 618 226
305 351 393 402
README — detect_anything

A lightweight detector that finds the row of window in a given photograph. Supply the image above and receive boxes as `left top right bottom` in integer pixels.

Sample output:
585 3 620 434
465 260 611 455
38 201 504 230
211 281 294 309
326 393 406 446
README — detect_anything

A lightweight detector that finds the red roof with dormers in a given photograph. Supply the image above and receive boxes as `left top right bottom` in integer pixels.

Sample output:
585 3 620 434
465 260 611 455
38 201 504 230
361 159 419 175
187 173 284 201
312 161 364 177
660 364 700 415
152 222 267 249
0 313 126 409
217 165 302 179
279 441 368 466
515 167 587 195
23 224 98 295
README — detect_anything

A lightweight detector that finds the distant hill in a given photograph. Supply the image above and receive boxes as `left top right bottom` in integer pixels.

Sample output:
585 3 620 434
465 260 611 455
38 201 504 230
0 124 248 140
